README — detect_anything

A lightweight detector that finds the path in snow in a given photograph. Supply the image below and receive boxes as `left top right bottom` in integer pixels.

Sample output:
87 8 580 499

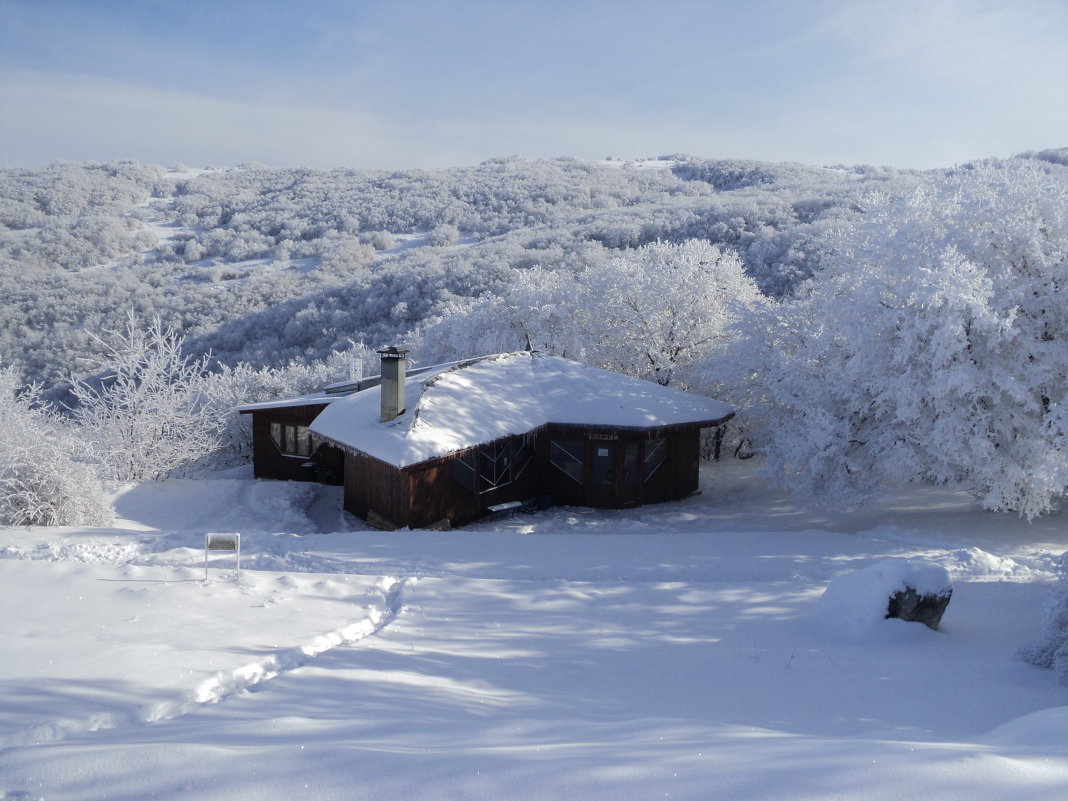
0 558 411 750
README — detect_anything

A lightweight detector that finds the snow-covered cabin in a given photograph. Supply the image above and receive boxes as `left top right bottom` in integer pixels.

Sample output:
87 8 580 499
240 350 734 529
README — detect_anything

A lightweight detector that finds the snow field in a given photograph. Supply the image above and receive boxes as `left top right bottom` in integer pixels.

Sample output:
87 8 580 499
1 465 1066 800
0 559 405 748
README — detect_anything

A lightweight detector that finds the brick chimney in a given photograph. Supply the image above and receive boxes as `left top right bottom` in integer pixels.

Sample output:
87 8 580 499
378 346 409 422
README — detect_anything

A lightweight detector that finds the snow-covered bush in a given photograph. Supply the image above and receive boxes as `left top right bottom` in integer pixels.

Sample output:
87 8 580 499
428 224 460 247
726 160 1068 516
366 230 396 251
0 366 113 526
1019 552 1068 684
71 315 225 482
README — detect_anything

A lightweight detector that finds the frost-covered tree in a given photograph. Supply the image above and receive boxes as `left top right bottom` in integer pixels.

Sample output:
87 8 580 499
726 159 1068 517
71 315 224 482
582 241 764 387
0 366 113 526
418 240 764 390
2 154 922 394
416 267 582 363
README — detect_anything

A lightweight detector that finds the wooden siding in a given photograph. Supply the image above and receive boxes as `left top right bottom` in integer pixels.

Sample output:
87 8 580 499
402 436 541 529
247 410 720 528
540 424 702 508
336 424 712 529
404 463 480 529
248 406 343 484
345 451 408 528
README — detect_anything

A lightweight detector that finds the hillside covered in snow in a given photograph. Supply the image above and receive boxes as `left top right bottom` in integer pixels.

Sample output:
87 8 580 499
0 154 933 389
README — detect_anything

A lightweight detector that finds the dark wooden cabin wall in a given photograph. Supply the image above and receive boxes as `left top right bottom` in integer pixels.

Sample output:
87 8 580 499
249 405 343 484
248 395 723 529
539 424 704 508
641 429 701 504
345 452 409 527
404 439 540 529
405 463 480 529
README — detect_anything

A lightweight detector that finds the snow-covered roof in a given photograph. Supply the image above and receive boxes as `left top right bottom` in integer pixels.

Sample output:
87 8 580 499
236 391 340 413
309 352 733 468
235 361 466 414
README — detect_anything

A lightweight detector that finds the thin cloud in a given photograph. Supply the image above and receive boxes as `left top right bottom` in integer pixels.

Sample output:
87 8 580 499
1 1 1064 170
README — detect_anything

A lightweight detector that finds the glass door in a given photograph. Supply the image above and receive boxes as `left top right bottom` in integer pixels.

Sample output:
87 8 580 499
588 440 641 507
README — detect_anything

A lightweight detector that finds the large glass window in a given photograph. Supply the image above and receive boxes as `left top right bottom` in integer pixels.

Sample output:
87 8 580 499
453 437 534 494
452 450 477 492
270 422 313 457
550 440 584 484
513 439 533 480
643 437 667 480
479 441 511 491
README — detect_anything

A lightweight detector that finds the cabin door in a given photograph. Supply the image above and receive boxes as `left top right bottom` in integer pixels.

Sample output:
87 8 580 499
588 440 641 507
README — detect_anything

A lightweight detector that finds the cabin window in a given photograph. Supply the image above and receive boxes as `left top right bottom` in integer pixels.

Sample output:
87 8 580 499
452 450 477 492
270 422 313 457
513 439 533 479
643 437 667 480
479 441 511 491
452 437 534 494
550 440 584 484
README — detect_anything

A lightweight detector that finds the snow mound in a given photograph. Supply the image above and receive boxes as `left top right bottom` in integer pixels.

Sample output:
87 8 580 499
978 706 1068 751
813 558 951 641
111 478 319 534
944 547 1032 581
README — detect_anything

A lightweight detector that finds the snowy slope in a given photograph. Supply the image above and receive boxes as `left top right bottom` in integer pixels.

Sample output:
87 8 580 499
1 462 1066 801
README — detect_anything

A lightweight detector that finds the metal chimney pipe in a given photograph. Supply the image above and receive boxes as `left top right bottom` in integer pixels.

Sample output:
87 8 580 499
378 346 409 422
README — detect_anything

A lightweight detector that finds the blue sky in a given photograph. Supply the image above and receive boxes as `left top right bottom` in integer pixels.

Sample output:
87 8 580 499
1 0 1065 170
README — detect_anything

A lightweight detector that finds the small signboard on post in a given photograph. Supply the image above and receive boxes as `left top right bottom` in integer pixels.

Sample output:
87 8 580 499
204 533 241 581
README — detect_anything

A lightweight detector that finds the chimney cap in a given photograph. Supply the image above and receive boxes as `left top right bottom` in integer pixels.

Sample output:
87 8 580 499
377 346 410 358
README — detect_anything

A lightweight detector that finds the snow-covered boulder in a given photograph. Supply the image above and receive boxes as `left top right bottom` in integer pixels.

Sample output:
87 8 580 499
815 558 953 639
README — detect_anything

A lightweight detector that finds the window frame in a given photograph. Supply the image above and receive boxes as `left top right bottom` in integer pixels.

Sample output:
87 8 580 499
452 436 535 495
643 437 667 481
549 439 585 485
270 422 314 458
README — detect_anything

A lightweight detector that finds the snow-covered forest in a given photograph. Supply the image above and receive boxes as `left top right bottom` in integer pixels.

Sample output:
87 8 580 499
3 148 1067 520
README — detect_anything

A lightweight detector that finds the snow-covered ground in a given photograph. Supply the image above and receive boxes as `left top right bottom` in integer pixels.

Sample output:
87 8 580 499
1 462 1066 800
